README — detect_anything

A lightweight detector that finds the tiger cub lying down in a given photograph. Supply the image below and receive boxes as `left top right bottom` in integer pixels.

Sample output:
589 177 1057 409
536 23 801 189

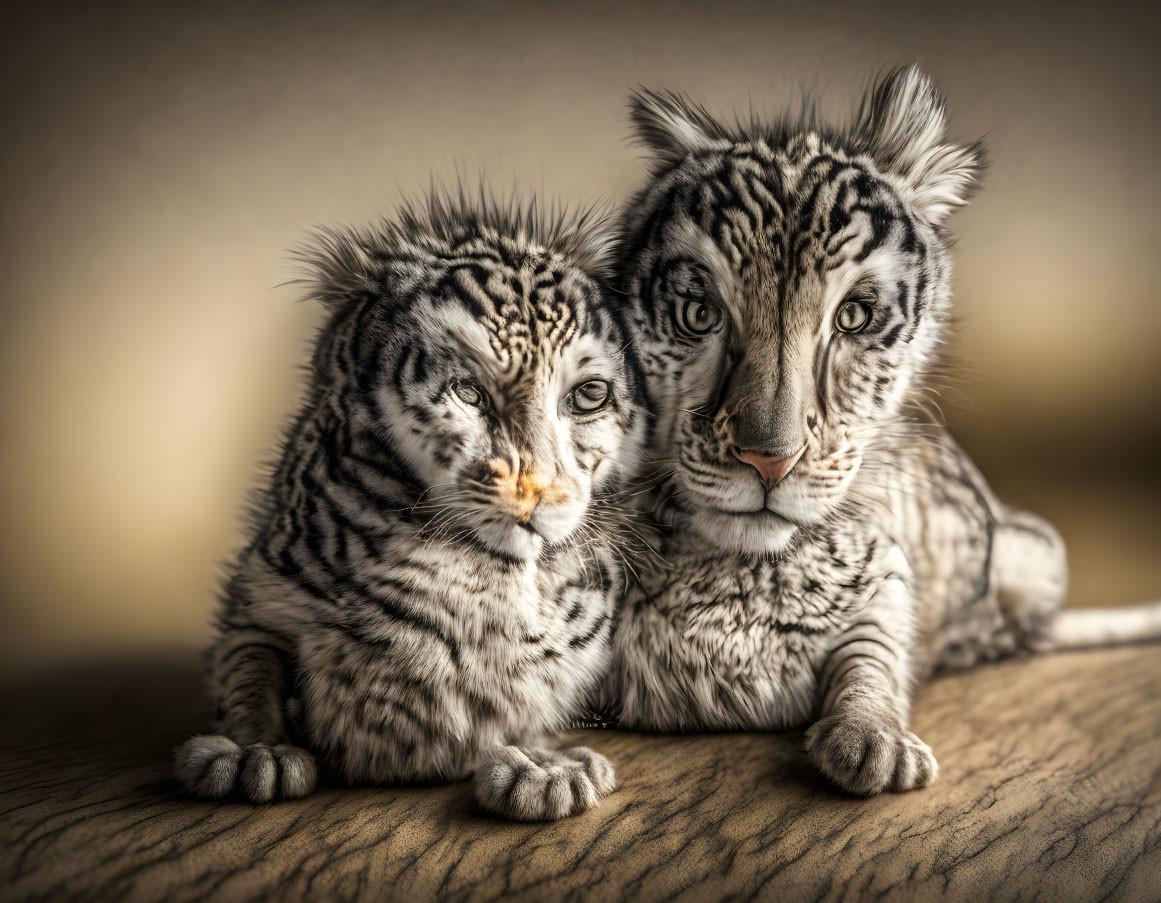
175 191 646 821
604 66 1161 795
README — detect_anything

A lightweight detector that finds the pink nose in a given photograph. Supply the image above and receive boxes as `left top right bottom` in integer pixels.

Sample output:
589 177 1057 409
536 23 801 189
732 446 805 489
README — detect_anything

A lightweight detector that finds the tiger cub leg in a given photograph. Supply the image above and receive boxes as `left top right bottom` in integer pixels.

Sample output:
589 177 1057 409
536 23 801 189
474 744 616 821
299 642 614 819
175 626 317 803
993 505 1068 652
805 578 937 796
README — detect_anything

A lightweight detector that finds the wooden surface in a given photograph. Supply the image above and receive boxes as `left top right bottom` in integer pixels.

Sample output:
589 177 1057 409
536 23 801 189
1 647 1160 902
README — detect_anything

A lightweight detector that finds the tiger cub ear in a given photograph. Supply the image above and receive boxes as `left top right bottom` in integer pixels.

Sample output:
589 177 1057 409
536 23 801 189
852 65 986 225
293 225 381 309
627 88 721 166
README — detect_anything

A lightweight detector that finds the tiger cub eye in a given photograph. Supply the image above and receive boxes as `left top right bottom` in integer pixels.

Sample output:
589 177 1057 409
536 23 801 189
834 300 872 334
679 299 722 335
570 379 611 414
453 380 486 407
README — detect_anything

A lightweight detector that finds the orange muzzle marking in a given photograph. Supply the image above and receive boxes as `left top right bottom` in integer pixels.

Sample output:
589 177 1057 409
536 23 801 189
513 471 549 522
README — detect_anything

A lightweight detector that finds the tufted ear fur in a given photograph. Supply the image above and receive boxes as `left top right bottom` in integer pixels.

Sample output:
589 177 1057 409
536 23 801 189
628 88 722 166
852 65 985 225
292 225 386 309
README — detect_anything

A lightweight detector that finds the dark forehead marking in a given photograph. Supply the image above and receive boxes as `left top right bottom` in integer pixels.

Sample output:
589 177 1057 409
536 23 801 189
701 158 789 256
655 155 934 361
638 150 829 268
625 140 923 330
425 256 610 374
648 146 914 257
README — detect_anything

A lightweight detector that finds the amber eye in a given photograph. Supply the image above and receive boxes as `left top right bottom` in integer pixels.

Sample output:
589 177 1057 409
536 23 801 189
569 379 611 414
452 380 486 408
679 299 722 335
834 300 872 334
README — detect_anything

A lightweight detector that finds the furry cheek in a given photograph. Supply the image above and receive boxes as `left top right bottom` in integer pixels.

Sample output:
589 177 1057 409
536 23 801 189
570 416 626 486
774 448 864 523
529 494 588 544
379 385 493 492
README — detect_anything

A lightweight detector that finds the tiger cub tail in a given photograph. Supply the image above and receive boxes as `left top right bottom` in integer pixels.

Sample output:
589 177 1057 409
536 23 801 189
1050 601 1161 650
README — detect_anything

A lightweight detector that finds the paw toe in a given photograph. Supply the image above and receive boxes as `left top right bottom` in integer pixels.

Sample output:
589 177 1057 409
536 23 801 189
241 746 277 802
474 747 531 817
560 747 615 796
174 735 242 799
543 769 576 821
892 733 938 791
566 770 599 812
200 751 241 798
274 744 318 798
853 734 896 796
506 764 550 820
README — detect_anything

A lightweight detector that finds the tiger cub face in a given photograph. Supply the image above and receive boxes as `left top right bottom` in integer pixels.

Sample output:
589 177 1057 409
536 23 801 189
620 67 982 555
304 199 646 562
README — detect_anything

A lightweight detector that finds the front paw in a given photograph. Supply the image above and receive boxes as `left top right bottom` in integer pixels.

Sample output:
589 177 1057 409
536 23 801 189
474 745 615 821
805 705 937 796
174 735 318 802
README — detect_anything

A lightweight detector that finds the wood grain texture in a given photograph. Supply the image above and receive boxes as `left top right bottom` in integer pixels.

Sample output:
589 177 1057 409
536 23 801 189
1 647 1159 902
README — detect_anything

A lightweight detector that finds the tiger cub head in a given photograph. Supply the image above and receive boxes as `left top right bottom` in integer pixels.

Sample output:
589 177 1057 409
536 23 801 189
299 190 647 562
620 66 983 555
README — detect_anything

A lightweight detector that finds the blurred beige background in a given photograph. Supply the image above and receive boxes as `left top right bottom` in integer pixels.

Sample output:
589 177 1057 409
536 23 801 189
2 0 1158 675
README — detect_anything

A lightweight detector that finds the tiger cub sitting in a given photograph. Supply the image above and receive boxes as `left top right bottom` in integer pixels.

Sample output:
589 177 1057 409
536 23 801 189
175 190 646 820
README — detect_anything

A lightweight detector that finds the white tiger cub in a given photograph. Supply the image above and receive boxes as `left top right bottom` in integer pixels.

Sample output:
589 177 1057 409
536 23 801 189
606 66 1161 795
174 189 647 820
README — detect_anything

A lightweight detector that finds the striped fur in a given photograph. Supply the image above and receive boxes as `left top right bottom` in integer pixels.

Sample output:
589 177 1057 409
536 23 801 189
606 66 1160 796
175 189 647 820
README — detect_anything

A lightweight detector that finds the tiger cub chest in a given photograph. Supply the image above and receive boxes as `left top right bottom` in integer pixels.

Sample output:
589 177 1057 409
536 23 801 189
614 536 877 731
449 549 617 734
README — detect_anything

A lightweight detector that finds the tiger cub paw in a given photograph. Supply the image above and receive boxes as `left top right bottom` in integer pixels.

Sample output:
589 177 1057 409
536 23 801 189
474 744 615 821
174 735 318 802
805 705 938 796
